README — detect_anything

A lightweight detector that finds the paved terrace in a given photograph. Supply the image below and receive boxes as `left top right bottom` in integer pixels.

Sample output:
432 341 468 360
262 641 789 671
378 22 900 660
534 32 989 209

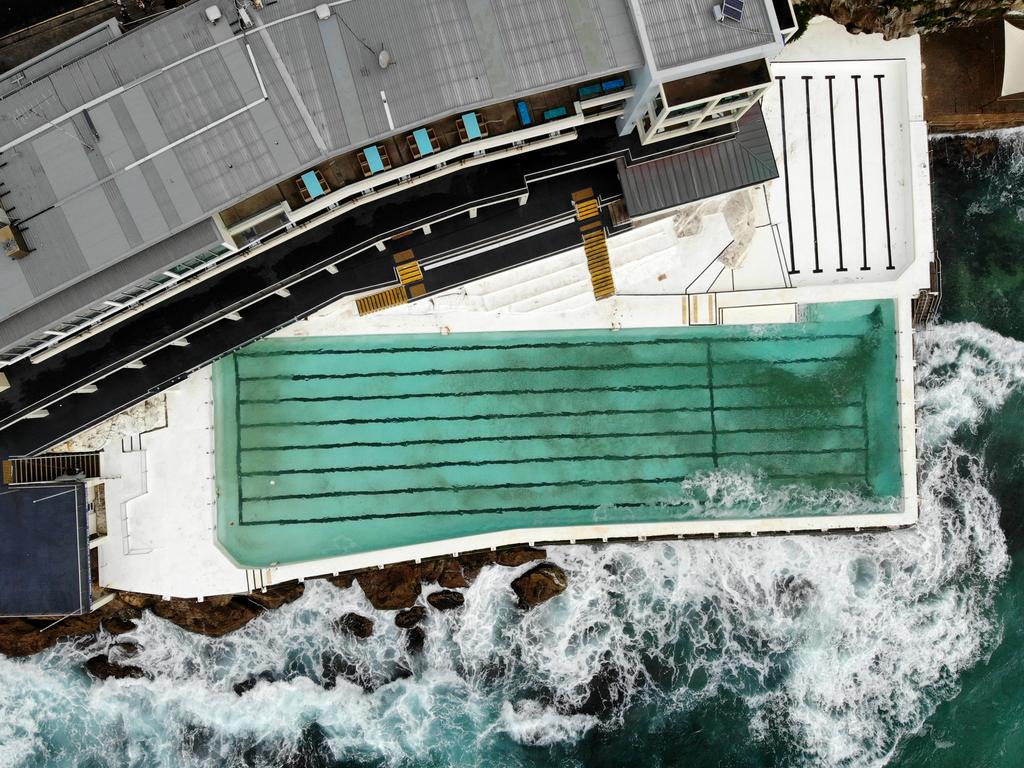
0 111 778 456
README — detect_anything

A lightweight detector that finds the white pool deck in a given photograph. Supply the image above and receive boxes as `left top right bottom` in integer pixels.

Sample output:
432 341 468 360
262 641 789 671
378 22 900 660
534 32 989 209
89 19 933 600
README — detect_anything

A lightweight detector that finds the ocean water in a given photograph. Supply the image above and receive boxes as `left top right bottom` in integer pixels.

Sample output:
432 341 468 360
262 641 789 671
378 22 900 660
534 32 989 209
2 136 1023 767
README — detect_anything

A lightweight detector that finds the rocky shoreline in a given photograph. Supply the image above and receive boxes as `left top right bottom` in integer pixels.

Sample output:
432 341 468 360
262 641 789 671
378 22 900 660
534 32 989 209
0 547 567 678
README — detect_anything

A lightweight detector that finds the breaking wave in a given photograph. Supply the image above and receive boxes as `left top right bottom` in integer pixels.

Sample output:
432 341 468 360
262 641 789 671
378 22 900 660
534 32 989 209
0 322 1014 767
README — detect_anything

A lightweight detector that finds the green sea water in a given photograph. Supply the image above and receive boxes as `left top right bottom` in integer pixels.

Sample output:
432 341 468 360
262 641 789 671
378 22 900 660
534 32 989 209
886 134 1024 768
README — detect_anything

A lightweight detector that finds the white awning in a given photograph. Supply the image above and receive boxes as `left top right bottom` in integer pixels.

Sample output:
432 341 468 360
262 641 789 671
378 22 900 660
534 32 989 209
1002 21 1024 97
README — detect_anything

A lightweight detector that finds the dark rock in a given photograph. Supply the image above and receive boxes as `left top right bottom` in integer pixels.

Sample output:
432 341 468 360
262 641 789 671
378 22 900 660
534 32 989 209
416 559 447 584
151 595 262 637
233 670 277 696
334 612 374 638
458 551 496 582
111 641 140 658
245 582 305 610
495 546 547 567
426 590 465 611
117 593 158 611
84 654 146 680
102 617 137 635
320 652 409 692
510 563 568 609
320 651 370 691
356 564 423 610
395 606 427 628
406 626 426 655
324 573 354 590
437 560 470 589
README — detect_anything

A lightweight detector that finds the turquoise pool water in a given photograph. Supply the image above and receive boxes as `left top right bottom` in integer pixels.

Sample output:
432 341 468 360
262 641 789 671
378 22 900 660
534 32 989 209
214 300 901 566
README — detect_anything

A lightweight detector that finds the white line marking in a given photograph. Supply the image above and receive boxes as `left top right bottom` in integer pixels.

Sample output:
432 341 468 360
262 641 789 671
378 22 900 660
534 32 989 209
33 487 76 504
381 90 394 130
124 99 265 171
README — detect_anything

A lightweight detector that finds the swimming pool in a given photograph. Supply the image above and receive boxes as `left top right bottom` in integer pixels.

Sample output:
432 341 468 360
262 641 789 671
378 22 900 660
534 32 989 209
214 300 901 566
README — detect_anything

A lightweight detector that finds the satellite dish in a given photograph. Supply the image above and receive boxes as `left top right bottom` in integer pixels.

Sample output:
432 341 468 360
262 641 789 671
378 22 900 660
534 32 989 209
378 49 392 69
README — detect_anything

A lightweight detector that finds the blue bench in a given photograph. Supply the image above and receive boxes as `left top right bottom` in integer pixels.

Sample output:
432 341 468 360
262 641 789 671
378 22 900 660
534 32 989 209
542 105 568 121
601 78 626 93
516 100 532 127
578 83 603 100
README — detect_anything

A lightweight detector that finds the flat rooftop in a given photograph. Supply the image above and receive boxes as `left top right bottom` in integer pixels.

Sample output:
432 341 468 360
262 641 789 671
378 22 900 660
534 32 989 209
0 483 90 617
634 0 779 72
0 0 644 329
214 300 900 567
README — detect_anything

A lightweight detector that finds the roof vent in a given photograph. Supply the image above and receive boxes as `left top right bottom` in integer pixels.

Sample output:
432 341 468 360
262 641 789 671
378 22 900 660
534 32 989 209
315 4 331 20
205 5 222 24
378 49 392 69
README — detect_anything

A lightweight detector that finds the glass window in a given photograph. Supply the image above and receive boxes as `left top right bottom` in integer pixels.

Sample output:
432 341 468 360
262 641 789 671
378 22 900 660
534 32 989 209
669 100 708 117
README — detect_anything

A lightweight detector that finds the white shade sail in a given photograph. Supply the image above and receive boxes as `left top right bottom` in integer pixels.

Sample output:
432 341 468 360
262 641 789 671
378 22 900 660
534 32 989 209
1002 21 1024 97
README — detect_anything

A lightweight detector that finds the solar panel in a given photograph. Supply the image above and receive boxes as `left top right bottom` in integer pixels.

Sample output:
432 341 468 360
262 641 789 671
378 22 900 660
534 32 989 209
722 0 744 22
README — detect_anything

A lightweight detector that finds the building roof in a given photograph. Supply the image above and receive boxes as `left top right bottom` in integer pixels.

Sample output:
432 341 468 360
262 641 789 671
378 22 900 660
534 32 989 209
0 0 643 331
617 104 778 216
632 0 779 73
0 483 91 617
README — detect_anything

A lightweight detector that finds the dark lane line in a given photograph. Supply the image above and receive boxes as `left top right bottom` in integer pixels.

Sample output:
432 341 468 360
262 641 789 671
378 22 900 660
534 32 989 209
776 75 798 274
876 75 896 270
826 75 846 272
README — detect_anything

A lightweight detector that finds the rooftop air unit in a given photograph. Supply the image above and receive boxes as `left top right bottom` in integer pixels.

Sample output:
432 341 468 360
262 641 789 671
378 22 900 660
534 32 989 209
205 5 222 24
315 4 331 20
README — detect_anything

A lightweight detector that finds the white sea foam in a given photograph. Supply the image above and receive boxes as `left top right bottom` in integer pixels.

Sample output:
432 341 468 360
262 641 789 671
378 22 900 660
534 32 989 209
0 322 1016 767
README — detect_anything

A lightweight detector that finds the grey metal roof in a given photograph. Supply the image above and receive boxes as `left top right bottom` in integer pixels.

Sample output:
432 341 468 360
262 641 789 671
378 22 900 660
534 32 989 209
0 20 121 97
0 0 643 334
0 219 223 350
634 0 778 72
617 105 778 217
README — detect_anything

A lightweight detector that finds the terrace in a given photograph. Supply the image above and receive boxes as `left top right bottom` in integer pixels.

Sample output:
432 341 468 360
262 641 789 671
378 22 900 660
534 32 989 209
219 77 633 246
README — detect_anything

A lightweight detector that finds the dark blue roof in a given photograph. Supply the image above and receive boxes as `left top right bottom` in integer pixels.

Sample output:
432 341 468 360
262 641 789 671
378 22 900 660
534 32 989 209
0 483 90 617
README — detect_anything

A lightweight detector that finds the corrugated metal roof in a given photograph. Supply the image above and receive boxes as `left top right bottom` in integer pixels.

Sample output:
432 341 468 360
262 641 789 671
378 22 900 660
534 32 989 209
0 0 645 337
618 105 778 217
0 21 120 97
0 219 222 349
636 0 776 71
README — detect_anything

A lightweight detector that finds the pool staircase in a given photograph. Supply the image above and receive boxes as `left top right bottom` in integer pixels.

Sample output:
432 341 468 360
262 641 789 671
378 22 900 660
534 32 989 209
2 452 101 485
357 249 431 316
572 188 615 300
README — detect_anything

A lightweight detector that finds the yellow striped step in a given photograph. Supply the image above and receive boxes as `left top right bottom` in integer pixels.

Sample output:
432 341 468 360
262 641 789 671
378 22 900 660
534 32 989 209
356 285 408 316
397 260 423 284
575 199 599 221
